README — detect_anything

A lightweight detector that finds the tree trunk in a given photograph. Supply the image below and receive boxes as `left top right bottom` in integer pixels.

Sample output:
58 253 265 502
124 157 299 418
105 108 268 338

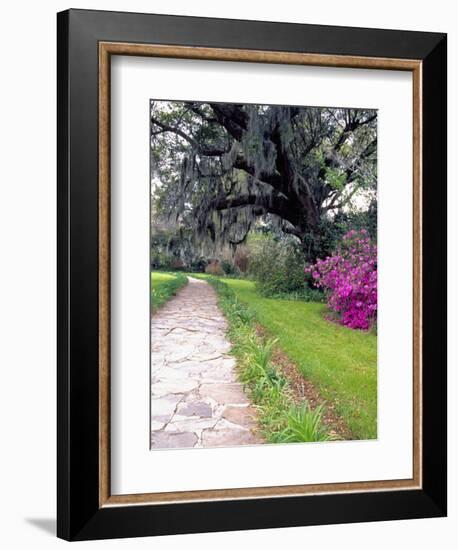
298 225 322 264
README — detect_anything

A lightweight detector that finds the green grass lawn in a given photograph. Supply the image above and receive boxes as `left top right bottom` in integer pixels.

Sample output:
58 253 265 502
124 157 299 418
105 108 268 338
221 278 377 440
151 271 188 312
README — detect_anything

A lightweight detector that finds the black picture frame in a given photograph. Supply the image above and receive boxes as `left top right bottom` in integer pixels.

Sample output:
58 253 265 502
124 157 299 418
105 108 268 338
57 8 447 541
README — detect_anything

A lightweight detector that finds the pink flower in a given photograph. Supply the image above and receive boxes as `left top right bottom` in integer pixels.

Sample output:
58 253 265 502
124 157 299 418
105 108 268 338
305 230 377 330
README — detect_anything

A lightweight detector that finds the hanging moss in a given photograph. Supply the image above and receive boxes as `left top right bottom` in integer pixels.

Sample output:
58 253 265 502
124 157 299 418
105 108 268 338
150 100 377 261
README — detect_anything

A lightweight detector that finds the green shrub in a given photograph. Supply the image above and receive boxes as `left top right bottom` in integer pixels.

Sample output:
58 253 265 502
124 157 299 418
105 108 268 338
189 258 207 272
220 259 240 277
247 234 324 300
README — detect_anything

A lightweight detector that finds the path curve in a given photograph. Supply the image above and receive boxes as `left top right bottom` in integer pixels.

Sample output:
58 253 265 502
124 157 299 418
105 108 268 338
151 276 263 449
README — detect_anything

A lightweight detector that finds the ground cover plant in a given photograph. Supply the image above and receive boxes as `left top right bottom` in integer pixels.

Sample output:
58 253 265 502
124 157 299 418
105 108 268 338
151 271 188 312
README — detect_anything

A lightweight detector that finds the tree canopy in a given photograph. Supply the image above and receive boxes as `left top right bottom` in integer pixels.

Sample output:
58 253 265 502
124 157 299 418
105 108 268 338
150 101 377 261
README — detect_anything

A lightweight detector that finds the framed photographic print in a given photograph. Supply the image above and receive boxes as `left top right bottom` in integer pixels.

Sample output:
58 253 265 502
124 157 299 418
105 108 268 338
57 9 447 541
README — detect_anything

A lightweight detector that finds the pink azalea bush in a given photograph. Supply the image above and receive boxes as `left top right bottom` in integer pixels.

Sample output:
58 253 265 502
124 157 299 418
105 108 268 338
305 229 377 330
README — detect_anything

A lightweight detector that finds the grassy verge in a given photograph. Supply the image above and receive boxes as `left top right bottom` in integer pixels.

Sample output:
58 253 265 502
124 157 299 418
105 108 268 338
203 276 332 443
151 271 188 312
220 278 377 440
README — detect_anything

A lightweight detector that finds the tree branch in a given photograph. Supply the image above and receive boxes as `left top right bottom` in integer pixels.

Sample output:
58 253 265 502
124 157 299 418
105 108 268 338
208 103 249 141
185 103 218 122
151 115 229 157
207 191 301 227
333 113 377 153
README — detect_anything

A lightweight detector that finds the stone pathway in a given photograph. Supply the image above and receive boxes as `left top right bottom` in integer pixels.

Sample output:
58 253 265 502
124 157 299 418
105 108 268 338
151 277 263 449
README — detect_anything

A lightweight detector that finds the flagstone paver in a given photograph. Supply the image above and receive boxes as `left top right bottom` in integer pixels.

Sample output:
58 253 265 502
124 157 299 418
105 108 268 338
151 277 263 449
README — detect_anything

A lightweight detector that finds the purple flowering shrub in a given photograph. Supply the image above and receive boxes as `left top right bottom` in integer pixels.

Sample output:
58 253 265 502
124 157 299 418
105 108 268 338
305 229 377 330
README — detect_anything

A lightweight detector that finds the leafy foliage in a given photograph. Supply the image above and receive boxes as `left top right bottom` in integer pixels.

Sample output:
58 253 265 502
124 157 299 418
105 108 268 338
150 226 207 272
151 101 377 261
220 259 239 276
246 234 324 301
273 403 331 443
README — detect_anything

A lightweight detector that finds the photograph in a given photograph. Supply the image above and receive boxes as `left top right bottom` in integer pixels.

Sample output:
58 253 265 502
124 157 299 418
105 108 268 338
150 100 378 449
52 6 447 542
